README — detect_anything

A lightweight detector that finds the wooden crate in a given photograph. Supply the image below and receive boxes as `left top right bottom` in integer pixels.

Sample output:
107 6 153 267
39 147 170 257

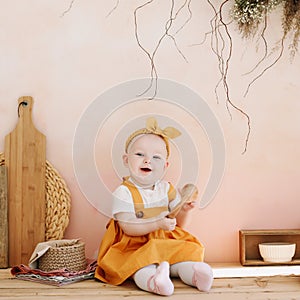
239 229 300 266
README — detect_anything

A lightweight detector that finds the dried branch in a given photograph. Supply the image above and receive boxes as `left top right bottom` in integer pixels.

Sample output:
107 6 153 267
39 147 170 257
61 0 75 18
174 0 193 35
244 36 285 97
242 14 269 76
203 0 251 153
134 0 158 99
134 0 192 99
106 0 120 18
232 0 299 97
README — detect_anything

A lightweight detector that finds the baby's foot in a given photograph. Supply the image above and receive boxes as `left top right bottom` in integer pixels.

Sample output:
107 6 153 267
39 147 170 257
192 262 213 292
147 261 174 296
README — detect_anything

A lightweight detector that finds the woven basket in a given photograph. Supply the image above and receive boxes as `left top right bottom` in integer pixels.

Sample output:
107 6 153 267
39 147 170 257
38 241 87 272
0 152 71 240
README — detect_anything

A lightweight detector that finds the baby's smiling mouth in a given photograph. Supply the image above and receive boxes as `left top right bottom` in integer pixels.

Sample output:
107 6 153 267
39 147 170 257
140 167 152 173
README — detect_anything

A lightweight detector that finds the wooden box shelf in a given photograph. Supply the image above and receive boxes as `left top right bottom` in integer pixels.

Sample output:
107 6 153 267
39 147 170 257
239 229 300 266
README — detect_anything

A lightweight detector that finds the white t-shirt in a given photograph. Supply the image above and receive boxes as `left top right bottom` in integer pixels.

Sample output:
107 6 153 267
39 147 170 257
112 179 181 218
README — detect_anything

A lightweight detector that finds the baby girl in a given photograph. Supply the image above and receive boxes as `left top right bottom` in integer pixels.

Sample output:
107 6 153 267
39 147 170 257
95 117 213 296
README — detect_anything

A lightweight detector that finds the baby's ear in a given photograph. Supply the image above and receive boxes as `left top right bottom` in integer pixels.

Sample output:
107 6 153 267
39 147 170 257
123 154 129 167
165 161 169 168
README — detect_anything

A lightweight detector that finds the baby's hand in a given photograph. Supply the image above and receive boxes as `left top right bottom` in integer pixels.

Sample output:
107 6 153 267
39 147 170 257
180 184 199 213
182 201 197 212
157 217 177 231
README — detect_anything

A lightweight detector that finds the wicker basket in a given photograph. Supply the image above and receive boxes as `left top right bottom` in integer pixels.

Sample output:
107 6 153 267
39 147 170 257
38 241 87 272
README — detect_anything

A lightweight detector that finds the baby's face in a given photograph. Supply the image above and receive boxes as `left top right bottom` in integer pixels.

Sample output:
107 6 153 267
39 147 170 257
123 134 169 188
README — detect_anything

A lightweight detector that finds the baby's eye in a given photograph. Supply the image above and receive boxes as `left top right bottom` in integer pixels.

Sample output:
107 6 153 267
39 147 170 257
153 155 161 160
135 152 144 157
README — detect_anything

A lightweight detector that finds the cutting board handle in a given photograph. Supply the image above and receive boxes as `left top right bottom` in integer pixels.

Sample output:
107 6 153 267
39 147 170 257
17 96 33 120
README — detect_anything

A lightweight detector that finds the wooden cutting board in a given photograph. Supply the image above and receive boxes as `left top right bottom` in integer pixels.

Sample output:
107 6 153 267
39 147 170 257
5 96 46 266
0 165 8 268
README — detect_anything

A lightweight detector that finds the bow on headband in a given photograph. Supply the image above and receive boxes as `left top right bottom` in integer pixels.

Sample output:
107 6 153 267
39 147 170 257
145 117 181 140
125 117 181 157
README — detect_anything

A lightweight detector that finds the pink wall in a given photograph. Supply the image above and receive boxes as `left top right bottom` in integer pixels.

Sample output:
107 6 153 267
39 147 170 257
0 1 299 263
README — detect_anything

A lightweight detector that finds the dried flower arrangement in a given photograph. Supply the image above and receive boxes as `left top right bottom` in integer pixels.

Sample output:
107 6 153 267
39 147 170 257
193 0 300 152
231 0 300 58
61 0 300 152
232 0 281 36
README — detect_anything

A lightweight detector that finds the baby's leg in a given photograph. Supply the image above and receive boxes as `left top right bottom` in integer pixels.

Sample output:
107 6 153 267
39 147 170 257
133 262 174 296
170 261 213 292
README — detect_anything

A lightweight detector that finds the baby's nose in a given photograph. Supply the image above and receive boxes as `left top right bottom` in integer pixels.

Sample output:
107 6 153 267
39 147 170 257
143 156 151 163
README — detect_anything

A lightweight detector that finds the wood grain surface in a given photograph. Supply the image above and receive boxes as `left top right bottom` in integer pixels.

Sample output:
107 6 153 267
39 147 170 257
4 96 46 266
0 165 8 268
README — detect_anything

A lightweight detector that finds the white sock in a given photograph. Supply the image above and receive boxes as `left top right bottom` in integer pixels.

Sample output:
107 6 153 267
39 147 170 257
133 262 174 296
170 261 213 292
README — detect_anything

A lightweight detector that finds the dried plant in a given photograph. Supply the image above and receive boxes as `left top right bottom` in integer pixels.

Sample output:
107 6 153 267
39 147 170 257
231 0 300 58
282 0 300 58
61 0 300 153
231 0 282 37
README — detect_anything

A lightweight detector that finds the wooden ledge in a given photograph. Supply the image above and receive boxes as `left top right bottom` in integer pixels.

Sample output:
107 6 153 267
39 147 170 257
211 262 300 278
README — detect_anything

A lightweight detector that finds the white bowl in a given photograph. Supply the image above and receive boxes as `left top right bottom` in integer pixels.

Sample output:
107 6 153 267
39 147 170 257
258 242 296 263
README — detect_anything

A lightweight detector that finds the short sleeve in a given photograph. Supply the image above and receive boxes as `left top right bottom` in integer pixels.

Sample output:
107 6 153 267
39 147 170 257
112 185 135 218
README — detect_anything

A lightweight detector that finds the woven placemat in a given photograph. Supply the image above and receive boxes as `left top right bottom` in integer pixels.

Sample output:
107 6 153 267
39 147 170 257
0 152 71 241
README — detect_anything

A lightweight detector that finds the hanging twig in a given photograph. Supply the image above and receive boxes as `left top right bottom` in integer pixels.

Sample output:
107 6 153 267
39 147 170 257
134 0 158 99
60 0 76 17
244 36 285 97
134 0 193 99
242 14 269 76
173 0 193 36
106 0 120 18
203 0 251 153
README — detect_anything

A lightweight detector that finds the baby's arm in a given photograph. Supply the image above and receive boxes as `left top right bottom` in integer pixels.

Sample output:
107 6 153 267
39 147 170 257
173 184 199 228
176 202 196 228
115 212 177 236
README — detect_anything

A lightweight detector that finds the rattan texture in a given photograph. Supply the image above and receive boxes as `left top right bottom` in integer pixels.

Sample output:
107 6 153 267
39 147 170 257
0 152 71 241
38 241 86 272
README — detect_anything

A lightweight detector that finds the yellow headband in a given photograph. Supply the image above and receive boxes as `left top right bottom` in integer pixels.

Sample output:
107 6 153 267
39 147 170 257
125 117 181 158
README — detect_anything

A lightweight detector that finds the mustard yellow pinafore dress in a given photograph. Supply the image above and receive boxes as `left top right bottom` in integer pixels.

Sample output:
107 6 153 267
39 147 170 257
95 180 205 285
